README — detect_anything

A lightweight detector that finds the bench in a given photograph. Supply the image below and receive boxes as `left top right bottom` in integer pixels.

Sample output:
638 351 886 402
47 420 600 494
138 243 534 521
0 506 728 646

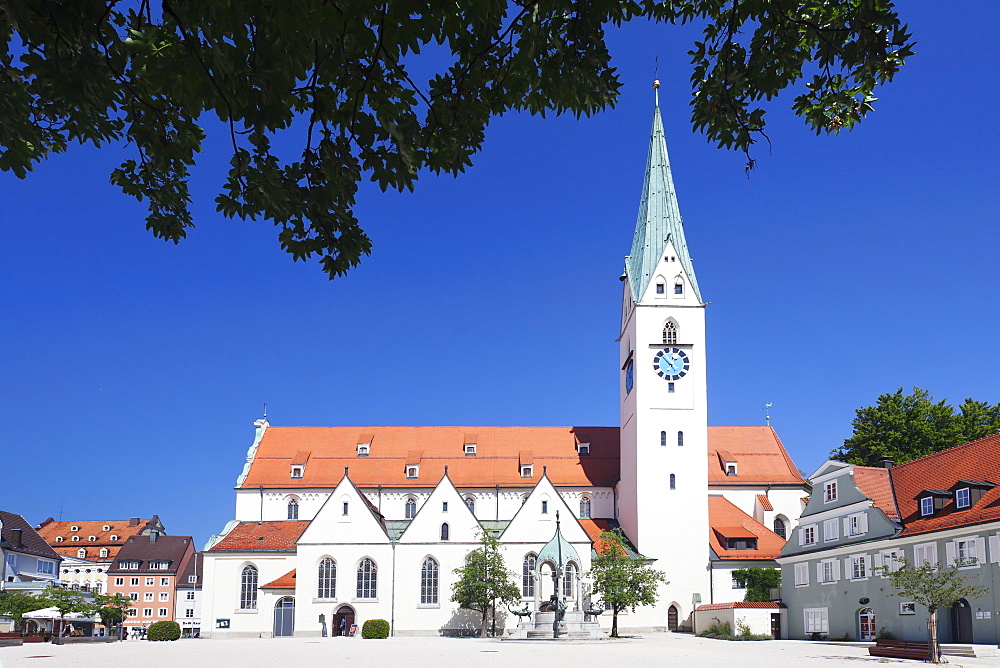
868 639 931 660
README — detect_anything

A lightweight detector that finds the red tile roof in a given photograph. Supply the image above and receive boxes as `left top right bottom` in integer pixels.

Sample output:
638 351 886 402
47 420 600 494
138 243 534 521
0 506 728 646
209 522 310 552
36 517 163 562
0 511 62 560
240 426 620 489
241 425 807 490
890 434 1000 537
756 494 773 512
262 569 297 589
853 466 899 518
707 427 807 487
696 602 784 611
708 496 786 560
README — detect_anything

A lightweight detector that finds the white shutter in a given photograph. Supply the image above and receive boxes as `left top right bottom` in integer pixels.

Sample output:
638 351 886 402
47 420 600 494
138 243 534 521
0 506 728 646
928 542 938 565
945 541 957 567
873 553 883 570
844 557 852 578
914 544 926 566
799 527 806 545
817 563 824 582
859 513 869 534
843 517 851 535
975 537 987 565
989 535 1000 564
832 559 841 581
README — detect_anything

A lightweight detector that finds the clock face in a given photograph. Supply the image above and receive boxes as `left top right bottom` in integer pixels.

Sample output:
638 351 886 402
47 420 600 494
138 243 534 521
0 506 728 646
653 348 690 381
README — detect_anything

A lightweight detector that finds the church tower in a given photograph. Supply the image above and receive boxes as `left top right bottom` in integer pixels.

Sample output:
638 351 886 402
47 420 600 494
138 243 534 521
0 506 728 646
618 83 710 620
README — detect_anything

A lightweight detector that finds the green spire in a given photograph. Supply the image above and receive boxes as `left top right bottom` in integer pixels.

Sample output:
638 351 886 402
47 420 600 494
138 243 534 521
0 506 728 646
625 91 702 303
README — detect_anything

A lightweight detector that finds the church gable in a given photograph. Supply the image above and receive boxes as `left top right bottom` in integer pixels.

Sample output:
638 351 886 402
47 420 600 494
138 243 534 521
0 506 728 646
637 238 699 305
297 471 390 546
500 471 591 545
397 470 481 544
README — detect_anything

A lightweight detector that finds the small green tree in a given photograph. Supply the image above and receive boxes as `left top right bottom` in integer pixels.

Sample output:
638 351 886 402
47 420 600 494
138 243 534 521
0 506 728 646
874 557 989 664
451 529 521 637
0 590 50 633
41 588 91 637
731 567 781 603
588 528 668 638
89 593 133 639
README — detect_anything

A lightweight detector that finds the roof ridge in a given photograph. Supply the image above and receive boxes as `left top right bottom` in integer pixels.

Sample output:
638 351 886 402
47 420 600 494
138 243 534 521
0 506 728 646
895 432 1000 470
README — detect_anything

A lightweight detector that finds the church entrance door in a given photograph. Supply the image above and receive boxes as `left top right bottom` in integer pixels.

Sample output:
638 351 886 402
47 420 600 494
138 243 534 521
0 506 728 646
333 605 355 637
667 605 678 631
273 597 295 637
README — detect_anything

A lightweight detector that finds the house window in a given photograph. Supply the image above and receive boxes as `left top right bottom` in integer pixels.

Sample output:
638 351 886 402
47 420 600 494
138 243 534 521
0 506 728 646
130 577 139 586
99 548 109 558
56 537 64 542
144 593 154 602
143 608 153 618
185 609 194 618
847 513 867 536
880 549 903 573
804 608 829 634
318 558 336 598
158 608 168 617
920 497 934 516
579 497 591 519
656 283 665 294
624 359 634 394
188 575 197 584
36 560 54 575
660 431 667 446
794 562 809 586
421 557 439 605
824 481 837 503
956 539 978 566
110 535 119 541
464 443 477 456
823 519 839 542
914 542 937 567
159 592 169 601
801 525 817 546
773 518 786 539
726 537 757 550
521 465 533 478
186 591 196 600
441 523 450 541
563 562 576 597
851 555 867 580
541 501 548 514
669 473 676 490
291 466 303 479
522 555 536 597
405 498 417 519
356 558 377 599
103 525 111 531
240 565 258 609
127 609 137 617
115 577 124 586
160 577 169 586
677 431 684 446
732 574 742 589
956 488 971 509
662 321 677 344
577 442 590 456
129 593 138 601
357 444 370 457
465 496 475 514
146 577 155 586
820 559 837 583
287 498 299 520
70 526 79 532
406 466 419 479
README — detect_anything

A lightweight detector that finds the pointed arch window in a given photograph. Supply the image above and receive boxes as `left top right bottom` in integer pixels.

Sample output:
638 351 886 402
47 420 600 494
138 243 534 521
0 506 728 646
287 498 299 520
660 431 667 447
522 555 536 597
356 558 377 599
579 497 591 519
465 496 475 514
421 558 439 605
563 562 577 597
663 320 678 345
677 431 684 446
405 497 417 519
773 518 787 539
240 565 258 609
669 474 676 490
318 558 336 599
440 523 450 541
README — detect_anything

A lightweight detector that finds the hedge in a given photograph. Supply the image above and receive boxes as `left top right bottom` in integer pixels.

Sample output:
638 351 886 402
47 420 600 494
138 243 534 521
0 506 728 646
147 621 181 641
361 619 390 639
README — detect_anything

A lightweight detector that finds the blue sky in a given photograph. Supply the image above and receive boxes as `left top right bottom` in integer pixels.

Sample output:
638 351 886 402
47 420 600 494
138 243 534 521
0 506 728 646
2 4 998 547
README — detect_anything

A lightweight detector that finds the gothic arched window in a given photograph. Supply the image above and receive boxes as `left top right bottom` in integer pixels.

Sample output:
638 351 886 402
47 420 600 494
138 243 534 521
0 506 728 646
563 562 577 597
773 517 787 539
522 555 536 597
421 557 439 605
669 474 676 490
405 497 417 519
287 498 299 520
318 558 336 599
660 431 667 447
677 431 684 446
663 320 678 345
356 558 377 599
441 523 450 541
465 496 475 514
579 497 591 519
240 565 258 609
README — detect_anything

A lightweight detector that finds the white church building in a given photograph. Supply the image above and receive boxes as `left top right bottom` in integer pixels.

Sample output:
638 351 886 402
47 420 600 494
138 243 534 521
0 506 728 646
201 92 810 638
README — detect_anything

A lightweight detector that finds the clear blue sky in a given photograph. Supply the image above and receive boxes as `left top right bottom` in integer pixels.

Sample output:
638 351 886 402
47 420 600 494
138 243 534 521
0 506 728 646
2 4 997 548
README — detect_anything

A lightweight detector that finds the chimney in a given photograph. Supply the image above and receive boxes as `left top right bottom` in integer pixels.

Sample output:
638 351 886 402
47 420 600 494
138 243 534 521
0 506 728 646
11 528 23 547
129 517 140 526
880 457 894 470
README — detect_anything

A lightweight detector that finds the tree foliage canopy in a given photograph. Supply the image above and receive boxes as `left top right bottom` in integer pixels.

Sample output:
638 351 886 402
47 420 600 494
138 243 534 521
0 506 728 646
0 590 50 632
731 566 780 603
450 529 520 637
588 528 667 637
831 387 1000 466
0 1 913 278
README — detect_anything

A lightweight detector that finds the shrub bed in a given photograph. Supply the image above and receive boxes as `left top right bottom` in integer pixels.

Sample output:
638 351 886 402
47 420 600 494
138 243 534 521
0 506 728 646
147 621 181 641
361 619 390 639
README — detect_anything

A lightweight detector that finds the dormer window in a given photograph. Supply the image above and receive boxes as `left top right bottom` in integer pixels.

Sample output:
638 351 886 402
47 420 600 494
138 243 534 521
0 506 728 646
824 480 838 503
520 465 533 479
954 487 970 509
577 442 590 456
70 526 79 532
406 465 419 479
920 497 934 516
72 535 80 542
357 444 370 457
110 535 119 542
291 466 303 479
100 548 109 558
726 464 737 477
726 538 757 550
88 536 96 542
464 443 477 456
77 548 86 558
103 525 111 531
56 536 64 542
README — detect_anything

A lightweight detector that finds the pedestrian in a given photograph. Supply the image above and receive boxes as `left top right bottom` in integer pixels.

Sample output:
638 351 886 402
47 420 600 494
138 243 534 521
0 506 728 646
339 618 346 637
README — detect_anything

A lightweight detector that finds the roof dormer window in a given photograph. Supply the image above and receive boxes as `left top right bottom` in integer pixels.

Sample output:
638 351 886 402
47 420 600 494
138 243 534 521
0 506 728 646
103 525 111 531
71 535 80 542
920 497 934 516
357 443 370 457
406 465 419 479
520 465 533 479
56 536 64 542
824 480 838 503
726 464 737 477
88 536 96 542
577 442 590 456
291 466 303 479
70 526 79 532
464 443 477 456
956 488 971 509
110 535 119 542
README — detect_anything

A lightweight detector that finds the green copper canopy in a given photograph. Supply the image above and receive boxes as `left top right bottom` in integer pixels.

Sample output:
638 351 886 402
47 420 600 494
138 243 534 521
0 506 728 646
624 104 702 303
537 522 580 567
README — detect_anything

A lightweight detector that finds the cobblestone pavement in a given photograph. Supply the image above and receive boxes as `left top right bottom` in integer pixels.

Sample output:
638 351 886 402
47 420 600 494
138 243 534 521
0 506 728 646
2 633 998 668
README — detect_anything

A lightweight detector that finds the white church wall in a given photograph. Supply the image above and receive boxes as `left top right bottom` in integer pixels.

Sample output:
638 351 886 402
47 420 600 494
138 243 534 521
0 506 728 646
201 553 295 638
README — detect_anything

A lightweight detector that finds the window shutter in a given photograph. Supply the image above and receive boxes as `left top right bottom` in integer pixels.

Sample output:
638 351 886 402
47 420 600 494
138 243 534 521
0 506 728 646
928 542 938 564
799 527 805 545
945 541 957 567
975 537 986 565
843 517 850 535
873 553 883 570
989 535 1000 564
832 559 841 581
859 513 869 534
816 563 824 582
844 557 851 578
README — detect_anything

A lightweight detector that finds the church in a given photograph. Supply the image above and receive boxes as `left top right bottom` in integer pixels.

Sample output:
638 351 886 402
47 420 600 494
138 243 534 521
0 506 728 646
200 88 810 638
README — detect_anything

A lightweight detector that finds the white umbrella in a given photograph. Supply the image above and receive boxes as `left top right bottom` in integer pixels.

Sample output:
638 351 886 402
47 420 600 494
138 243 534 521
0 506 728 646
22 606 96 622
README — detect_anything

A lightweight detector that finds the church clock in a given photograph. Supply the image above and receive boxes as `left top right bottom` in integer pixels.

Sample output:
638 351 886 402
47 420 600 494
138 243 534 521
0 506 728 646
653 348 690 381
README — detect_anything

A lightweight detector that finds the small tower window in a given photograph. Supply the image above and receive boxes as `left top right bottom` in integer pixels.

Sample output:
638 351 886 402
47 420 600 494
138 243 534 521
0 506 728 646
656 283 665 294
465 496 475 514
624 359 634 394
441 523 449 541
677 431 684 446
342 502 349 515
442 501 448 512
773 518 787 539
669 474 676 490
660 431 667 447
580 497 591 519
663 321 678 345
674 280 684 295
541 500 548 514
668 382 675 393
